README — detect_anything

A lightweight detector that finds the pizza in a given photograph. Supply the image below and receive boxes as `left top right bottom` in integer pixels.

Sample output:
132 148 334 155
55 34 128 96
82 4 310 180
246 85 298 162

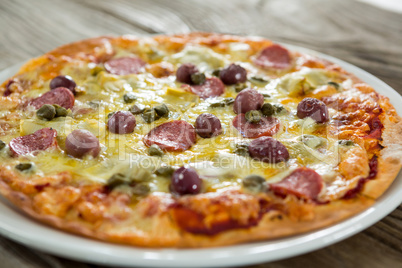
0 33 401 248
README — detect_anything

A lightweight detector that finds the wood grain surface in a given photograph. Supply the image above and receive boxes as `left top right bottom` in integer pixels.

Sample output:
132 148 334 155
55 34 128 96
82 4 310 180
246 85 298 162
0 0 401 267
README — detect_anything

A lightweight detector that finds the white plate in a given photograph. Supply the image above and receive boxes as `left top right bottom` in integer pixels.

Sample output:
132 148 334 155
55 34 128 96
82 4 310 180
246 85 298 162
0 44 401 268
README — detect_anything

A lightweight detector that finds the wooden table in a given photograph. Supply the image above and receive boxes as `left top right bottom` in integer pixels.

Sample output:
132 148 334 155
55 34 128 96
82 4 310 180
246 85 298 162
0 0 401 267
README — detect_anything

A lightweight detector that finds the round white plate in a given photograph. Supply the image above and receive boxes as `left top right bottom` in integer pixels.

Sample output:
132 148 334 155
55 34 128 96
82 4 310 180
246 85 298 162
0 44 401 268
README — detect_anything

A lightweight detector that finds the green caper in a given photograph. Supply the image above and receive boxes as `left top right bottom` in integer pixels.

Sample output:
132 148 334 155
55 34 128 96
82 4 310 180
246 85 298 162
129 104 146 114
53 104 68 117
242 175 267 193
123 93 137 104
338 140 354 146
210 101 226 108
107 173 130 189
249 76 269 86
15 162 34 172
262 93 271 98
132 184 150 196
234 143 249 157
212 69 221 77
224 97 235 105
245 110 262 123
261 103 274 117
154 104 169 117
154 165 175 177
36 104 56 121
142 108 160 123
0 140 5 151
88 100 101 108
234 83 247 92
148 144 164 157
273 104 286 115
328 81 340 90
90 66 104 76
191 72 206 85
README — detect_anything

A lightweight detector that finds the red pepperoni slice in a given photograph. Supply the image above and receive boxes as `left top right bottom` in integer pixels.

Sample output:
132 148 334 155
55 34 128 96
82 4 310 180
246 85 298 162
104 57 146 75
9 128 58 156
183 77 225 99
253 44 291 70
270 168 323 200
233 114 280 138
30 87 75 109
143 120 196 152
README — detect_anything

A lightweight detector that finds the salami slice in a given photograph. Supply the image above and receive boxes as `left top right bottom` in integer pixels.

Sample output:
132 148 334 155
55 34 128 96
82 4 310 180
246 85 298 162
270 168 323 200
30 87 75 109
253 44 291 70
9 128 58 156
233 114 280 138
143 120 196 152
184 77 225 99
104 57 146 75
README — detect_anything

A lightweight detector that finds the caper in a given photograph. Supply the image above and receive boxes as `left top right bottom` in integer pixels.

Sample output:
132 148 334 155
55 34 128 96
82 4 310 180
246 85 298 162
123 93 137 104
36 104 56 121
328 81 340 90
224 97 235 105
234 143 249 157
132 184 150 196
242 175 267 193
262 93 271 98
234 83 247 92
90 66 104 76
191 72 206 85
212 69 221 77
273 104 286 115
261 103 274 117
53 104 68 117
107 173 130 189
245 110 262 123
0 140 5 151
148 144 164 157
129 104 146 114
154 165 175 177
142 108 160 123
88 100 101 108
15 162 34 172
338 140 354 146
249 76 269 86
154 104 169 117
107 112 115 119
210 101 226 108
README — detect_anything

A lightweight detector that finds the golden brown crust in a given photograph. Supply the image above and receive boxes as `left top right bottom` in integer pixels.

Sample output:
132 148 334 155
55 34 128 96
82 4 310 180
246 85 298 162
0 32 401 248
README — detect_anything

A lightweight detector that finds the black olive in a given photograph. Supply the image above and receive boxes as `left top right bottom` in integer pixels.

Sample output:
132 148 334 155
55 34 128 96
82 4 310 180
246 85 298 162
190 72 206 85
148 144 164 157
242 175 267 193
123 93 137 103
36 104 56 121
245 110 262 123
154 104 169 117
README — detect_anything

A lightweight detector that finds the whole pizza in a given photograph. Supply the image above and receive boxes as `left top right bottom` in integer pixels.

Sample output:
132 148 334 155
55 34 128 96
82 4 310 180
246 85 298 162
0 33 401 247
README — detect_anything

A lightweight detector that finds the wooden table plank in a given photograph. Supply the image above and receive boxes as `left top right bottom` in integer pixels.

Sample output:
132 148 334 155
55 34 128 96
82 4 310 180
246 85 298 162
0 0 401 267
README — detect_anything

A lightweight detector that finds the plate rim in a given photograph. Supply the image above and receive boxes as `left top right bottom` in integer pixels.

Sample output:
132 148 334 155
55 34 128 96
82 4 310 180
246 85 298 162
0 41 401 268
